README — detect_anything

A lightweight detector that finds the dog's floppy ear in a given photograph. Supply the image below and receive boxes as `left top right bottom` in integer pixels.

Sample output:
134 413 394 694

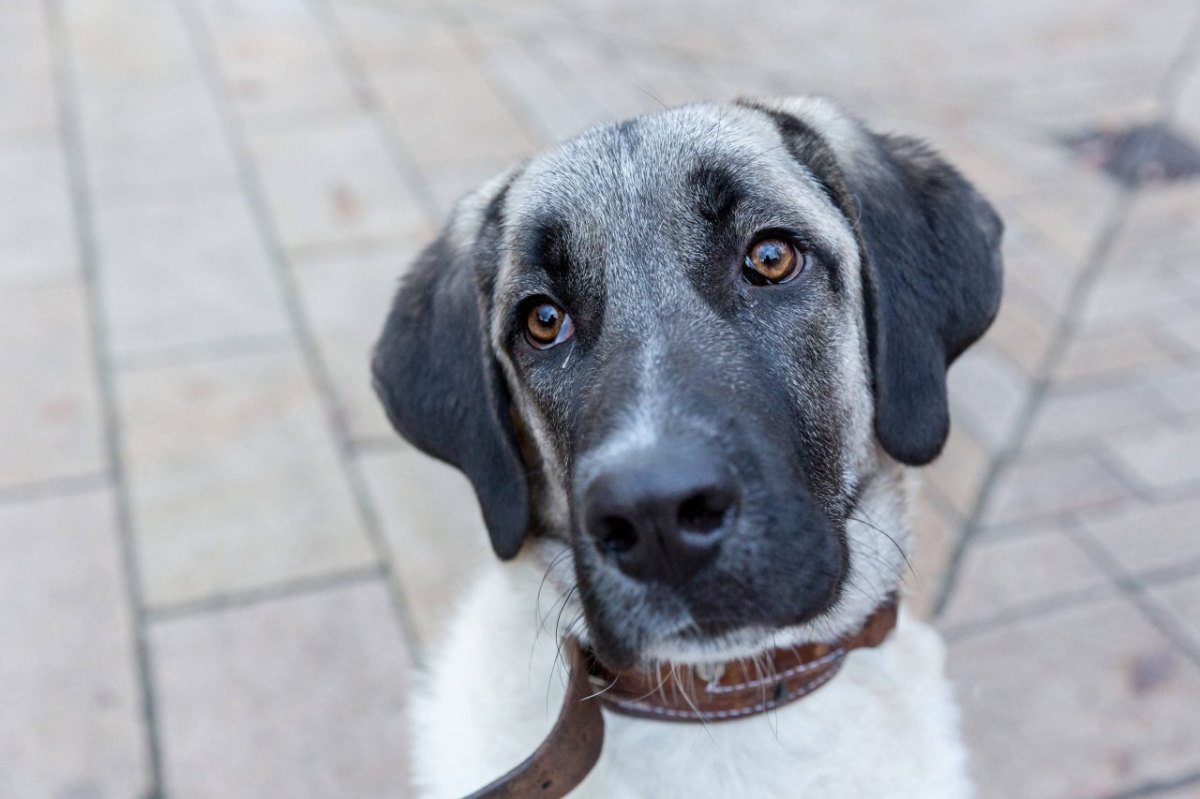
748 98 1003 465
846 131 1003 464
371 177 530 559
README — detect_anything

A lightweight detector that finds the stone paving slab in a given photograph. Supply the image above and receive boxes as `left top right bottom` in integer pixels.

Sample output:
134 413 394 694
0 2 56 137
951 594 1200 799
151 579 412 798
195 0 362 121
357 445 489 648
0 489 150 798
4 0 1200 795
0 283 105 489
0 137 76 288
245 112 430 254
940 526 1113 633
290 242 415 443
118 350 376 608
94 187 291 360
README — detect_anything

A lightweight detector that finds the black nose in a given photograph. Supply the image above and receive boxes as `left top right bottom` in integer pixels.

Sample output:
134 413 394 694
582 443 738 584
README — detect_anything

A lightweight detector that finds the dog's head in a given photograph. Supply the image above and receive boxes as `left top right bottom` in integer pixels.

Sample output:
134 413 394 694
373 98 1002 667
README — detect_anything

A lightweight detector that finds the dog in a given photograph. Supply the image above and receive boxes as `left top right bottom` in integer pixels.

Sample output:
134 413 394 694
372 96 1003 798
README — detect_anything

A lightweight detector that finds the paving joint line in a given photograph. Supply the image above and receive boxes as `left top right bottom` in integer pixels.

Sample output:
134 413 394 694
940 584 1117 644
44 0 166 794
935 14 1200 617
435 2 552 148
310 0 444 226
113 332 296 372
1103 767 1200 799
0 471 111 505
1064 524 1200 669
174 0 424 663
932 188 1135 616
146 566 383 623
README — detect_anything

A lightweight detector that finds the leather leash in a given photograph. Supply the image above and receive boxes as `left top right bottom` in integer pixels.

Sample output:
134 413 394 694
465 642 604 799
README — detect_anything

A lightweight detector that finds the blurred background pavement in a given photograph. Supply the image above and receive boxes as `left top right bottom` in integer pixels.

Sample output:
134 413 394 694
4 0 1200 796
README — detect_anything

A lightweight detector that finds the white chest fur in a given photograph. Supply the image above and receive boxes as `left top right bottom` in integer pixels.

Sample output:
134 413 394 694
410 558 973 799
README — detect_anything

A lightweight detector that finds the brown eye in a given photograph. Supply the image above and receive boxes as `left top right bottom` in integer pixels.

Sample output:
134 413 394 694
525 301 575 349
744 238 806 284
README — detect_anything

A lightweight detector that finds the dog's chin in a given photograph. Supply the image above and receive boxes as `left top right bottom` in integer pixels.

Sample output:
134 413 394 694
581 597 853 670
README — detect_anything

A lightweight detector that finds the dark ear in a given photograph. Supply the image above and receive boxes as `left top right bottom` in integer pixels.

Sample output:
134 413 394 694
745 98 1003 464
846 132 1003 464
371 182 530 559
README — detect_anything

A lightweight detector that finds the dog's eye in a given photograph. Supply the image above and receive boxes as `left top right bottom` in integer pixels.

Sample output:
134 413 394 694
744 238 807 285
525 301 575 349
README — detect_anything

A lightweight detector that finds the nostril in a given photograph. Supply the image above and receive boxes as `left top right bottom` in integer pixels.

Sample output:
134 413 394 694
597 515 638 556
678 490 732 535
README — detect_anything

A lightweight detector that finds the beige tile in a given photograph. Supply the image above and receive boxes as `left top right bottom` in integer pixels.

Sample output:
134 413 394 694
947 344 1029 450
64 0 195 90
1111 184 1200 267
539 35 666 120
1158 310 1200 359
1149 783 1200 799
197 0 360 119
118 350 376 607
939 529 1110 629
292 244 414 443
907 492 963 618
924 423 992 516
1146 365 1200 418
1108 420 1200 495
65 0 239 198
0 283 104 487
1026 381 1165 447
330 2 462 70
423 158 512 217
983 289 1055 375
95 188 290 358
479 38 610 143
1079 495 1200 577
371 62 537 166
0 2 55 135
247 113 429 253
1006 180 1118 263
0 489 149 797
0 137 76 288
1149 575 1200 650
1056 327 1179 384
75 73 239 198
982 448 1131 525
950 596 1200 799
358 446 490 648
1001 225 1082 318
1177 64 1200 142
1078 268 1199 330
152 581 411 798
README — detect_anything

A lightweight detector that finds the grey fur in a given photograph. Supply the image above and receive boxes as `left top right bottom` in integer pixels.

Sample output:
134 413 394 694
372 96 1003 668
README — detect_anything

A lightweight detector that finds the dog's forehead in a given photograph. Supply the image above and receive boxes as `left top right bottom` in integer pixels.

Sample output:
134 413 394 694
507 103 784 227
494 103 858 300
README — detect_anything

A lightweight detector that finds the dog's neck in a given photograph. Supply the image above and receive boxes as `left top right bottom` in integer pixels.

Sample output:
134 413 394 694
465 593 901 798
582 594 900 723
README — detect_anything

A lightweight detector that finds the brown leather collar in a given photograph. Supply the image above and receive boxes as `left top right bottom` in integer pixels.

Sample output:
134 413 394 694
585 595 899 723
466 597 899 798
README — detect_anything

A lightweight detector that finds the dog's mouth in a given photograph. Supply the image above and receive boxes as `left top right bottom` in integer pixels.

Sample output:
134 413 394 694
548 539 849 670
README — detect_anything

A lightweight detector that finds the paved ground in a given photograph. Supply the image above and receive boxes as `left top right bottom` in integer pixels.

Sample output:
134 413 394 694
3 0 1200 796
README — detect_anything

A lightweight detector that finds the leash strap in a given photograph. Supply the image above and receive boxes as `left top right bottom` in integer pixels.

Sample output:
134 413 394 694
465 642 604 799
463 597 898 797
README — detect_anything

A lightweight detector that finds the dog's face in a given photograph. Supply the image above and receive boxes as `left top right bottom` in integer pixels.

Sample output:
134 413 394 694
374 98 1002 667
